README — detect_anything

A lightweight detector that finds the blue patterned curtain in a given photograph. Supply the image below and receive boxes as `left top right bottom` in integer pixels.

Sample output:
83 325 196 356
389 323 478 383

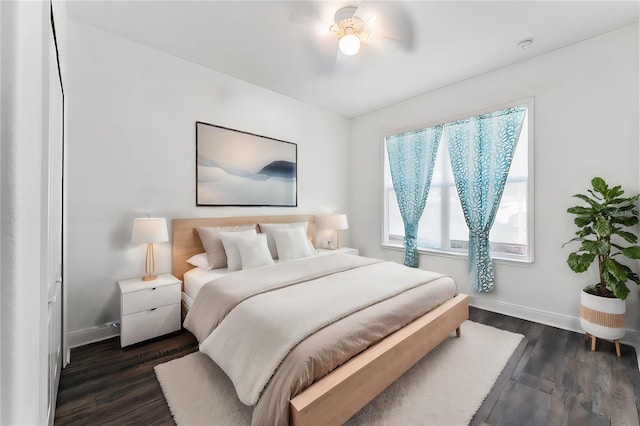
445 106 526 291
386 126 443 267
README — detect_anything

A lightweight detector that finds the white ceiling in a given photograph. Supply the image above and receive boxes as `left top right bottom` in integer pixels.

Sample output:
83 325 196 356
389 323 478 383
66 1 639 118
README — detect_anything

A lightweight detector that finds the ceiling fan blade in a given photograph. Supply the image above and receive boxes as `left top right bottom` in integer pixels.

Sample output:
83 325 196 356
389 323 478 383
355 1 414 51
288 12 329 33
360 16 376 43
369 32 404 52
353 0 374 22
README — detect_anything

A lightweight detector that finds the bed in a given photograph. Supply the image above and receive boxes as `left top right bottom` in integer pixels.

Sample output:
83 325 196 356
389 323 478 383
172 215 469 426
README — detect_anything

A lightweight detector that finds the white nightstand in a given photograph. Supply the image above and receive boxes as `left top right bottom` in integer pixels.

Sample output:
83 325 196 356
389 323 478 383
118 273 182 347
317 247 359 256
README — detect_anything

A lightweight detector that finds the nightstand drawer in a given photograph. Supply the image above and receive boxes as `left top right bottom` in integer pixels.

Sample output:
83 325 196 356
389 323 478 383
122 283 180 315
120 303 181 347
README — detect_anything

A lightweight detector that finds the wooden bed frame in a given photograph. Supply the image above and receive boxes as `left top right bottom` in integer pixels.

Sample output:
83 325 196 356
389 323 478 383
171 215 469 426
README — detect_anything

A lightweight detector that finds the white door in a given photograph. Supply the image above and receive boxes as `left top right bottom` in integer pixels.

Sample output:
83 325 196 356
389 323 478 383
46 7 64 424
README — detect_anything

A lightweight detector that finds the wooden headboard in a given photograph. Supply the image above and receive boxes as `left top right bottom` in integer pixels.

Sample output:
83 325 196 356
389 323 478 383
172 214 316 281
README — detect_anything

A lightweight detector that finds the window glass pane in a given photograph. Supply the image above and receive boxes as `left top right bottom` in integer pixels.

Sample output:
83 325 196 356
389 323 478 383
417 186 442 248
387 188 404 241
449 187 468 244
508 111 528 180
489 110 528 256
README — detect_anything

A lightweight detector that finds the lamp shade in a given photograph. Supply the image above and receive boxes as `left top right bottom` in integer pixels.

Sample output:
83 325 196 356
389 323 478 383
317 213 349 230
131 218 168 243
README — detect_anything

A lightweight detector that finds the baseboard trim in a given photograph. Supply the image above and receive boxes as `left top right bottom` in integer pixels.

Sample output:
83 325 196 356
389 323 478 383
67 324 120 349
469 295 640 370
469 295 582 332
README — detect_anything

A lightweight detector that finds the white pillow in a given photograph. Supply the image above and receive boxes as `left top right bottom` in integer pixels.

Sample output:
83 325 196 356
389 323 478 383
185 253 212 270
219 229 258 271
271 227 317 261
196 224 257 269
235 234 275 270
258 222 309 258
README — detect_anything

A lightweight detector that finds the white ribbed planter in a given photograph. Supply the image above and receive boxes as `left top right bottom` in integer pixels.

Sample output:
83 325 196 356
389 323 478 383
580 290 626 341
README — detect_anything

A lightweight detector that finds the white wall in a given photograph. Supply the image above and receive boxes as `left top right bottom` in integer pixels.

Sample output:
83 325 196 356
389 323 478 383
66 20 351 345
350 25 640 333
0 1 54 424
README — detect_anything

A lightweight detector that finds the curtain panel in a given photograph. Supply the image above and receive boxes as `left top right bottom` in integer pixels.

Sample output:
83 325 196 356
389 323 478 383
386 127 443 267
445 106 527 291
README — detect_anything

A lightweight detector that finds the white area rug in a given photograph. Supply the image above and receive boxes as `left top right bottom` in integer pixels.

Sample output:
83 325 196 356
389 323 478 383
155 320 523 426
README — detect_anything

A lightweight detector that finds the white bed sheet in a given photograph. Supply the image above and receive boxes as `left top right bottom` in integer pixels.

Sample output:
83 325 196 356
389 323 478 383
183 267 232 305
182 254 329 308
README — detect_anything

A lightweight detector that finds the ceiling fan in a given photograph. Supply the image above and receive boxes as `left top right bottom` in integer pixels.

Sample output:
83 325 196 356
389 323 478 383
289 4 404 60
329 6 371 56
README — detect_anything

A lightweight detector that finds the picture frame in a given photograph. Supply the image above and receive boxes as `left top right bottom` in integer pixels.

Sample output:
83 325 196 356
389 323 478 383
196 121 297 207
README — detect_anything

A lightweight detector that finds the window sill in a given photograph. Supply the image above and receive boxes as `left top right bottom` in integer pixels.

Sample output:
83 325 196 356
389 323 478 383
381 243 533 266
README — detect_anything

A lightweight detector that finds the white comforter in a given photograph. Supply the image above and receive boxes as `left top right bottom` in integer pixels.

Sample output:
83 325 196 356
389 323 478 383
198 256 448 405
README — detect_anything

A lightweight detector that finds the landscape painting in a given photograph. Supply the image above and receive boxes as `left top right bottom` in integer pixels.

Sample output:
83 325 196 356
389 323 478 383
196 122 297 206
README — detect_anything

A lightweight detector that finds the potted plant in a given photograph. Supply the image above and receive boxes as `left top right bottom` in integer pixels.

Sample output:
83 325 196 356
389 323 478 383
564 177 640 354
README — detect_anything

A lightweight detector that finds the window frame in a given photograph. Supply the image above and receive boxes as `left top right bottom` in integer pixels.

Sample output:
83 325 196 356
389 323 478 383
381 97 535 264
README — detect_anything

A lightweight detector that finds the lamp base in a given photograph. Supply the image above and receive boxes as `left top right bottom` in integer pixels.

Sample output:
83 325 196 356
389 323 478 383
141 274 157 282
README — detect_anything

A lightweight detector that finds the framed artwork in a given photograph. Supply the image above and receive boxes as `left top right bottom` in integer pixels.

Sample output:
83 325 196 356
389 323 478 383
196 121 297 206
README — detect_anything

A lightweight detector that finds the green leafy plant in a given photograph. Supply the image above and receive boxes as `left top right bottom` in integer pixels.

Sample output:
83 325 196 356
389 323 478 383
564 177 640 300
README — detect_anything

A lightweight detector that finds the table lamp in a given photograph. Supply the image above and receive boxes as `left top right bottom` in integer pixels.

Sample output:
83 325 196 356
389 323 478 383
131 217 168 281
317 213 349 249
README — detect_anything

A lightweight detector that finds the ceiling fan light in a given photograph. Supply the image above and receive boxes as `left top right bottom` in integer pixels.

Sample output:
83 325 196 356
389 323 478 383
339 33 360 56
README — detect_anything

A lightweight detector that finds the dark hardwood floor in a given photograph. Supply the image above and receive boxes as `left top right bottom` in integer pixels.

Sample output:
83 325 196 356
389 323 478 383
55 307 640 425
470 309 640 426
55 330 197 425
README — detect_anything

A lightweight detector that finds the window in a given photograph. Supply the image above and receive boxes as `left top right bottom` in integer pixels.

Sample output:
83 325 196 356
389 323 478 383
383 100 534 262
